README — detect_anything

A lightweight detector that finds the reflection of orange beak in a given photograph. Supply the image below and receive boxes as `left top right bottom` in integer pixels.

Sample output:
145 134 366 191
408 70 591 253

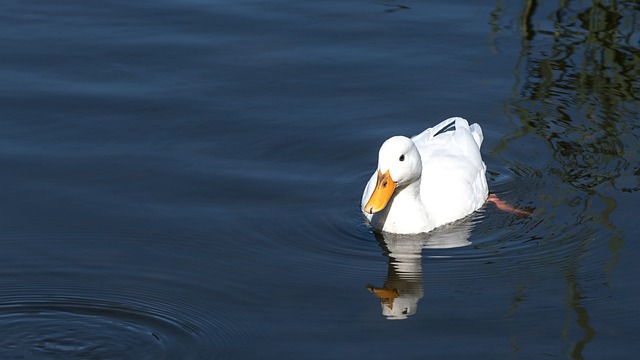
364 170 396 214
367 285 399 310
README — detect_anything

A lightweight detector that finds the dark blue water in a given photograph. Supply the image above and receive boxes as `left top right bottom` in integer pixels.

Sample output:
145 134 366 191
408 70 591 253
1 0 639 359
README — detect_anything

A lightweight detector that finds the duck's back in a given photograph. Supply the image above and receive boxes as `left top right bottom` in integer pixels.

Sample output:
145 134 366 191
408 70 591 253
412 117 488 228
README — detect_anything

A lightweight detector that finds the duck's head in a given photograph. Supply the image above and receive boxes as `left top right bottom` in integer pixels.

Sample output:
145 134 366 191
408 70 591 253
364 136 422 214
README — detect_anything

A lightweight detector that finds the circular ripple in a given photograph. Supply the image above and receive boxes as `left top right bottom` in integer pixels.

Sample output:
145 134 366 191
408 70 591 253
0 226 254 360
0 298 198 360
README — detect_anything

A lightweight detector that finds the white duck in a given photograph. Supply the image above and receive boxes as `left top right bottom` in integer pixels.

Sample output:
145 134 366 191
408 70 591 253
362 117 488 234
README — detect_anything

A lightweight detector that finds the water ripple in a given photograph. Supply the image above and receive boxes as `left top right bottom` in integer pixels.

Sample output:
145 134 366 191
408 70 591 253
0 276 251 359
0 227 253 360
0 298 193 360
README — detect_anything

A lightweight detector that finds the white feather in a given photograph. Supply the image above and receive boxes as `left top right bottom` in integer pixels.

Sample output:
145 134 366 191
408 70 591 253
362 117 488 234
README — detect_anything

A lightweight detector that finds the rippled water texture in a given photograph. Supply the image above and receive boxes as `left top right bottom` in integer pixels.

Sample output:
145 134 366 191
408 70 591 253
1 0 639 359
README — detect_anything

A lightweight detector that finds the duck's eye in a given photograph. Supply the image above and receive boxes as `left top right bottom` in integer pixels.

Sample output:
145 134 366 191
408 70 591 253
399 155 405 162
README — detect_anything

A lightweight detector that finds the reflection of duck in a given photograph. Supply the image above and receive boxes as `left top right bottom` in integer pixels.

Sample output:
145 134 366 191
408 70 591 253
362 117 488 234
367 219 474 320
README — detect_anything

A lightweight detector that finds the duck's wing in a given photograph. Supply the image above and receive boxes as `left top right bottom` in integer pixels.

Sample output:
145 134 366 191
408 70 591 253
468 122 483 148
411 117 483 150
411 117 457 145
413 117 488 227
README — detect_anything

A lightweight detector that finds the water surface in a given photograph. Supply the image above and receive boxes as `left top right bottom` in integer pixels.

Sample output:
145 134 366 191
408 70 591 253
1 0 639 359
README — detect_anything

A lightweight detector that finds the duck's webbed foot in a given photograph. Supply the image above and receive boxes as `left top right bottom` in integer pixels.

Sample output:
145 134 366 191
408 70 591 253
487 193 532 216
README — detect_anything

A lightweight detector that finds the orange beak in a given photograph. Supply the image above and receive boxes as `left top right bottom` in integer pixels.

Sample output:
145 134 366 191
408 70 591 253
364 170 396 214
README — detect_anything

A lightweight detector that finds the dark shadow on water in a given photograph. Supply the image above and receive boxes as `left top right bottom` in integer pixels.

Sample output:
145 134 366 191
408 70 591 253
374 1 411 13
366 219 474 320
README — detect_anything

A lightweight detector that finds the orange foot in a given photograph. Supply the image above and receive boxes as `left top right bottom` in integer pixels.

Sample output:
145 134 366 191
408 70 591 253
487 193 532 216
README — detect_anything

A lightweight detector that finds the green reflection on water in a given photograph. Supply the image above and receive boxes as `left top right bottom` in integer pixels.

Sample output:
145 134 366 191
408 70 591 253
504 0 639 192
492 0 638 358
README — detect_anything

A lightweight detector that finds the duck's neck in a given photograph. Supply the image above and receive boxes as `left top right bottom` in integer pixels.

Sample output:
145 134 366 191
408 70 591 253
383 178 433 234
